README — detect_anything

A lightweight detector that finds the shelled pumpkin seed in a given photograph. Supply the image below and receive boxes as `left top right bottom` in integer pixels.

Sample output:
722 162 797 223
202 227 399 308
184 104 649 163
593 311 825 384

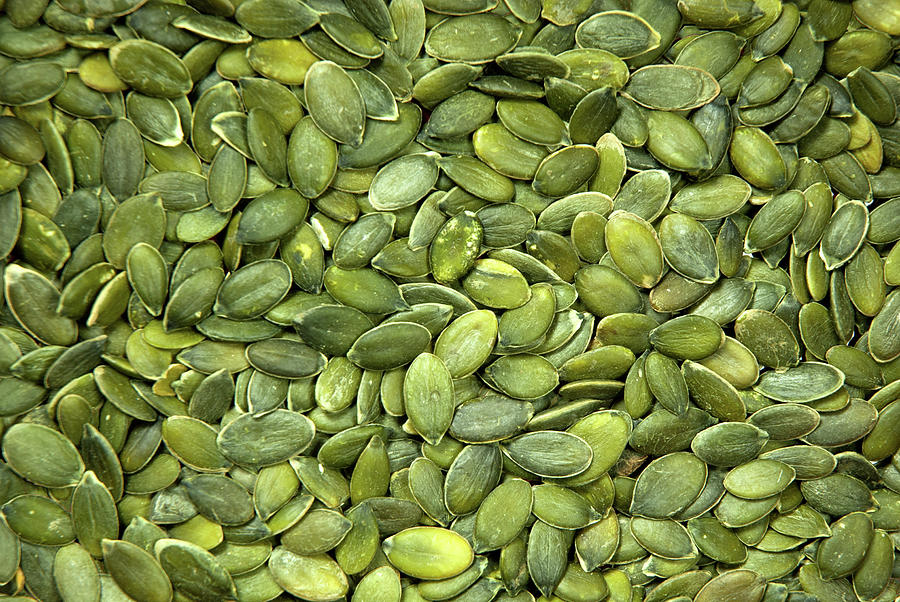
1 0 900 600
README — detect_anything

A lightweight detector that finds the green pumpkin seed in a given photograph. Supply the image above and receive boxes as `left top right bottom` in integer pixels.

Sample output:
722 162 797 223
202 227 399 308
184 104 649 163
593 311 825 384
526 520 574 597
816 512 874 580
819 199 869 270
383 527 474 580
438 155 515 202
575 10 661 59
162 416 231 472
403 353 454 446
800 473 877 516
449 393 533 444
604 211 664 289
53 543 101 602
216 409 315 467
646 111 712 173
305 61 366 147
748 403 821 442
734 309 799 370
348 322 431 371
630 517 697 560
502 431 592 478
473 478 532 552
533 483 601 530
851 528 894 601
2 422 84 487
102 539 173 602
754 361 844 402
625 65 719 111
108 39 191 98
126 243 168 317
425 14 518 64
723 460 795 500
532 144 599 198
3 494 75 545
268 547 349 601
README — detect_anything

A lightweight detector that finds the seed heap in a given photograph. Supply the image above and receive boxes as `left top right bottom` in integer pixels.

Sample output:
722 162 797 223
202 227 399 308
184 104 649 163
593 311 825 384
1 0 900 600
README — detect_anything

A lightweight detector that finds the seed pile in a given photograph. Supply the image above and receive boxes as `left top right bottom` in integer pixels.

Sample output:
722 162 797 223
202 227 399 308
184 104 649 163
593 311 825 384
1 0 900 600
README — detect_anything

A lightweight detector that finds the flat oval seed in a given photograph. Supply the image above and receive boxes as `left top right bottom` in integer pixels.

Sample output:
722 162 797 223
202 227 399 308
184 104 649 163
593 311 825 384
162 416 232 473
2 422 84 487
473 122 548 180
496 98 569 146
749 404 822 442
730 127 787 190
214 260 292 320
462 258 530 309
102 540 172 602
324 266 408 314
604 211 664 289
646 110 712 173
501 431 592 478
236 189 308 244
2 495 75 545
424 14 518 64
269 548 349 601
533 483 600 530
630 452 708 519
155 538 236 600
434 310 497 378
804 398 878 447
624 65 720 111
724 460 796 499
753 361 844 402
682 361 747 422
217 409 316 467
819 200 869 270
0 61 66 106
816 512 874 580
5 264 78 346
691 423 769 467
734 310 800 370
347 322 432 371
370 153 439 211
438 155 515 202
286 117 336 199
694 570 766 602
852 529 894 601
305 61 366 147
404 353 454 445
383 527 474 580
109 39 192 98
473 478 532 552
246 338 326 379
407 457 450 527
449 393 534 444
102 193 165 269
443 443 501 516
650 315 724 361
53 543 101 602
426 90 495 139
246 107 289 187
659 213 719 283
484 354 558 400
575 10 661 59
630 517 697 560
429 210 483 284
744 191 807 253
127 243 168 316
